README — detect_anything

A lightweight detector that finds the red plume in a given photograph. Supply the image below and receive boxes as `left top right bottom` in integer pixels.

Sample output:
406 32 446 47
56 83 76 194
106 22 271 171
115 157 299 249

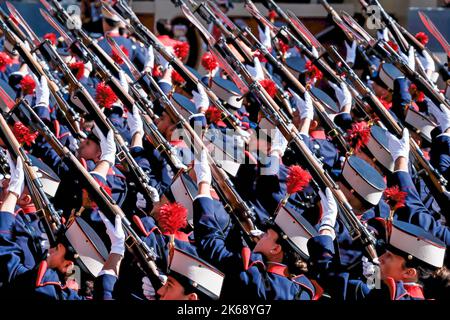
268 10 277 21
43 33 57 45
111 45 129 65
20 75 36 95
277 39 289 55
156 202 188 235
259 79 277 98
13 122 39 146
415 32 429 46
205 106 222 124
254 50 268 63
384 185 407 210
172 70 185 85
152 65 162 78
201 52 218 72
174 41 190 59
95 82 118 109
305 60 323 81
346 121 371 152
286 165 312 194
69 61 85 80
0 52 13 72
409 83 425 103
386 40 399 53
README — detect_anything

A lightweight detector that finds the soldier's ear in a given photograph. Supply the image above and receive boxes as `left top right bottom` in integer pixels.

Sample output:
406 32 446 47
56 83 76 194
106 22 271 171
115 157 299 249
187 292 198 300
310 120 319 130
403 267 417 280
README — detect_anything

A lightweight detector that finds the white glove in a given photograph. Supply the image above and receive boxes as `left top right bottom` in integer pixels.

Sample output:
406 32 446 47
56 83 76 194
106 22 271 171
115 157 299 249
136 192 147 210
407 46 415 71
318 188 338 240
386 128 410 163
362 256 377 279
249 228 265 237
258 25 272 50
93 126 116 165
377 28 389 42
192 83 209 112
429 103 450 132
127 105 144 137
270 128 288 156
246 57 265 81
329 82 352 109
144 45 155 70
417 50 435 73
194 149 211 185
142 275 167 300
99 211 125 256
6 153 25 197
345 41 357 65
33 75 49 107
289 88 314 120
118 70 129 94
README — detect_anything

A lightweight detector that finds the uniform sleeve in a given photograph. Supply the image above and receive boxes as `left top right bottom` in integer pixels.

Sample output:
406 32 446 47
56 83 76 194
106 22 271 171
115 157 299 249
193 196 243 273
389 171 450 245
430 134 450 183
307 235 372 300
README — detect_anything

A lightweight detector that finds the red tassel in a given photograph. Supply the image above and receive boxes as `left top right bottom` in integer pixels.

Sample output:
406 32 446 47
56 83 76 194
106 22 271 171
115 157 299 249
286 165 312 194
409 84 425 103
172 70 185 85
69 61 85 80
174 41 190 59
205 106 222 124
95 82 118 109
277 39 289 55
13 122 39 146
20 75 36 95
254 50 268 63
346 121 371 152
415 32 429 46
384 185 407 210
201 52 218 72
268 10 277 21
259 79 277 98
0 52 13 72
156 202 188 235
111 45 129 65
386 40 399 53
43 33 57 45
305 60 323 82
152 65 162 78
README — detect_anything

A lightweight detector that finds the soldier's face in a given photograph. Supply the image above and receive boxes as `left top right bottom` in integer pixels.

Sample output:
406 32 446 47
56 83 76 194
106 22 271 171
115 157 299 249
47 243 75 276
77 138 101 161
379 250 415 281
156 112 177 141
156 276 198 300
253 229 281 258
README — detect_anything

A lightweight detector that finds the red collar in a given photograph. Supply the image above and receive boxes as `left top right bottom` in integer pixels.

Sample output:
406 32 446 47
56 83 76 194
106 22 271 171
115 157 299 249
16 205 37 215
170 140 187 148
310 130 326 140
266 262 289 277
403 283 425 299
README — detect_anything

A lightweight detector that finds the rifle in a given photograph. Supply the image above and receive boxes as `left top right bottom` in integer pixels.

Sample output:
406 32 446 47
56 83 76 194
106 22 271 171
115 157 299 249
197 0 350 155
177 0 378 261
40 0 121 78
327 46 450 211
339 11 450 111
0 107 63 246
139 67 258 244
0 12 84 139
14 99 163 289
38 9 172 205
108 0 250 139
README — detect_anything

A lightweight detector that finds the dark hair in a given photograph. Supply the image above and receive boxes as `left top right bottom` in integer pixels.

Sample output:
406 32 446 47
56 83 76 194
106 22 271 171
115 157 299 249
260 220 308 276
156 19 173 37
104 17 120 28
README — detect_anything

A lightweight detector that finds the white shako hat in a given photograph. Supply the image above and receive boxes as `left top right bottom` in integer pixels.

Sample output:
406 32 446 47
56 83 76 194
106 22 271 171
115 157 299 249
377 63 403 90
404 108 437 143
169 247 225 300
365 125 395 173
341 155 386 206
210 76 243 110
388 220 446 269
